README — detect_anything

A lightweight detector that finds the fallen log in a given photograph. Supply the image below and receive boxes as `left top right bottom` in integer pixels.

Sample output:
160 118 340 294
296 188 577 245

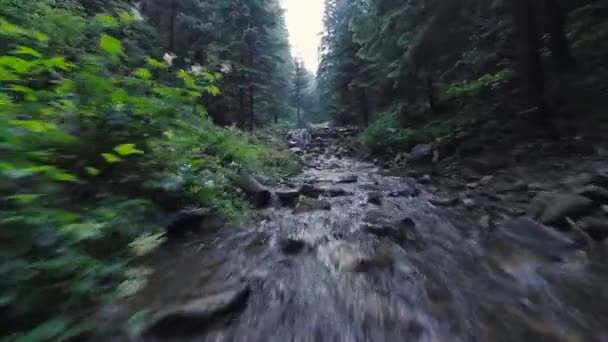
237 172 273 208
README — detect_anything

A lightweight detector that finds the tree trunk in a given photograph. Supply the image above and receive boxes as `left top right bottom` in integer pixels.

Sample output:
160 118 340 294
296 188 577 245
542 0 575 69
237 173 272 208
360 88 369 126
168 0 176 52
425 75 436 113
248 82 255 131
510 0 546 103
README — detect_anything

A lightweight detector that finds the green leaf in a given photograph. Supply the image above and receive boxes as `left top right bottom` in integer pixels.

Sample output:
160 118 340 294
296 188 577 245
129 232 166 256
134 68 151 80
204 85 220 96
11 46 42 58
85 167 100 176
114 144 144 156
102 153 121 163
10 120 58 133
96 14 118 28
146 57 168 69
48 170 78 182
99 34 123 59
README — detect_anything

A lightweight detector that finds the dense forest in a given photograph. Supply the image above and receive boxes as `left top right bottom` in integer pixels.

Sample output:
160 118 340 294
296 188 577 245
317 0 608 153
1 0 607 340
0 0 300 339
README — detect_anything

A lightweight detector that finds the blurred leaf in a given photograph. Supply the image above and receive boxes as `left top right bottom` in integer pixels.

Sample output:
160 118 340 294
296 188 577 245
134 68 151 80
85 167 100 176
102 153 122 163
114 144 144 156
11 46 42 58
96 14 118 28
99 34 123 59
129 232 165 256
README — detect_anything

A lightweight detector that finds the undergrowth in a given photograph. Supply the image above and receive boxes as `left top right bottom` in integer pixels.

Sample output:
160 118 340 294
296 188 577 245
0 4 297 340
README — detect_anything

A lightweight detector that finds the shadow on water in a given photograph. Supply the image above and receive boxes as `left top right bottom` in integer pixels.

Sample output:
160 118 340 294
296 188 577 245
132 128 608 341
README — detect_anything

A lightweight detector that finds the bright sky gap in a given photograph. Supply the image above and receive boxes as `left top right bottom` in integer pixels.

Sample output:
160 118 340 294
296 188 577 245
281 0 324 73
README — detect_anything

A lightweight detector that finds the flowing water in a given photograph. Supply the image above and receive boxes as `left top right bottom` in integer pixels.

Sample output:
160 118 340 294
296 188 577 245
134 128 608 342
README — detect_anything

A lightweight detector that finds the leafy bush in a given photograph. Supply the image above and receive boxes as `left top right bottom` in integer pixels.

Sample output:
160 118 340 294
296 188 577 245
359 108 417 154
0 8 292 340
444 70 510 99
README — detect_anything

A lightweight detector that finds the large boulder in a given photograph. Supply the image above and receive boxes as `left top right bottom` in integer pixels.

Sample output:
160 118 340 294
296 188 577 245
322 187 353 197
141 284 250 338
363 210 421 246
578 216 608 241
529 192 595 224
298 184 322 199
336 174 359 184
275 189 300 207
575 185 608 203
324 241 392 273
408 144 433 163
293 197 331 214
279 238 308 254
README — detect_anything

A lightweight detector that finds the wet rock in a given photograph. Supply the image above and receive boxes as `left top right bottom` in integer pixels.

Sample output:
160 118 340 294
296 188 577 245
418 174 432 184
164 208 215 239
480 175 495 184
575 184 608 203
467 157 507 174
498 217 576 251
602 205 608 214
363 211 420 245
367 192 383 205
496 180 528 193
528 182 551 191
326 241 391 273
479 215 492 229
275 189 300 207
322 187 353 197
142 284 250 338
408 144 433 163
578 216 608 241
461 198 476 209
529 192 595 224
560 173 594 189
388 188 420 198
298 184 322 199
429 196 458 207
336 174 358 184
279 238 307 254
293 197 331 214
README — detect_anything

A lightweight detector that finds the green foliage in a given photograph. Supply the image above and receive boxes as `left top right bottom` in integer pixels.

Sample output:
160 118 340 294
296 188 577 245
444 71 510 99
0 6 294 339
359 109 416 153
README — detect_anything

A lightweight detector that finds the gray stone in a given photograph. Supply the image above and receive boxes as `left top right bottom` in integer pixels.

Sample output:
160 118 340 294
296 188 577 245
529 192 595 224
142 284 250 338
578 216 608 241
326 241 391 273
275 189 300 207
363 211 420 245
461 198 476 209
322 187 353 197
408 144 433 162
293 197 331 214
367 192 383 205
429 196 458 207
298 184 322 199
336 174 358 184
280 238 307 254
479 215 491 229
388 187 420 198
576 184 608 203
